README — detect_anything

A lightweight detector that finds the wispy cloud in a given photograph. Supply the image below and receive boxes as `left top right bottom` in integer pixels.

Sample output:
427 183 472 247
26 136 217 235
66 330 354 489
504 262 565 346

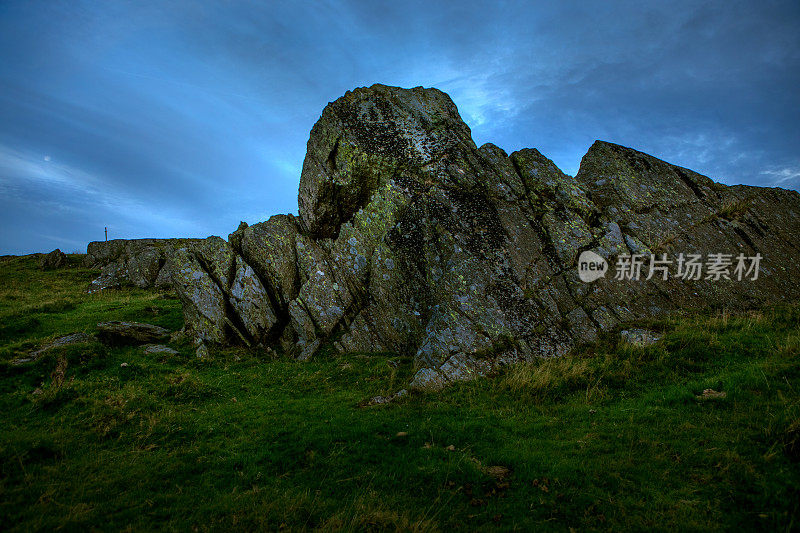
0 145 102 192
761 167 800 190
0 143 200 238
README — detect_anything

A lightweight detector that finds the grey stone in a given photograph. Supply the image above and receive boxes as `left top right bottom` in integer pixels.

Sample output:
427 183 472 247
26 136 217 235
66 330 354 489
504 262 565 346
96 321 170 345
142 344 179 356
39 249 67 269
367 388 408 405
87 262 128 293
619 328 662 347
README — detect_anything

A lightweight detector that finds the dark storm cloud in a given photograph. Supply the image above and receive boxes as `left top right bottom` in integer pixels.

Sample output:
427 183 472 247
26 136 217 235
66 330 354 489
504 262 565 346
1 0 797 254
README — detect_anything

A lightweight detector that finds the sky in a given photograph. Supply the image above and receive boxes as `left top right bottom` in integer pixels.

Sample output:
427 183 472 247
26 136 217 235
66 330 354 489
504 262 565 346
1 0 798 255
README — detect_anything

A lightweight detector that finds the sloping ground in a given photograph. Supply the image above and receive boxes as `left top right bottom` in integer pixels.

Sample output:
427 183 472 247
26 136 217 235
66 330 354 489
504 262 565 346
1 255 798 530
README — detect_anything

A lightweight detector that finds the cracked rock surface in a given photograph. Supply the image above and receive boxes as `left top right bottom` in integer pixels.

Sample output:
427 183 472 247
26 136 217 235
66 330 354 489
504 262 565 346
85 238 203 293
85 84 800 389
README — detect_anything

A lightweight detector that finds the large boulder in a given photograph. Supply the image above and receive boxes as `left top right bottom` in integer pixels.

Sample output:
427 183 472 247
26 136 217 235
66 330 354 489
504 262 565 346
39 249 67 269
164 84 800 389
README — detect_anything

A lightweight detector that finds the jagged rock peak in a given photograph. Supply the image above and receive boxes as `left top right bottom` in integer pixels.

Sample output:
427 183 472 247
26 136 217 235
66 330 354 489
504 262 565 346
298 84 476 239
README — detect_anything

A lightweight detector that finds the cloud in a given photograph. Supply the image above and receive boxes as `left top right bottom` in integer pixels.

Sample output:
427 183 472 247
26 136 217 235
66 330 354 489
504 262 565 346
761 167 800 190
0 0 798 254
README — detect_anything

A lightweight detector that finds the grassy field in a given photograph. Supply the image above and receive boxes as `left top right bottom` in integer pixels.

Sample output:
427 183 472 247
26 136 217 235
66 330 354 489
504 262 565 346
0 254 798 531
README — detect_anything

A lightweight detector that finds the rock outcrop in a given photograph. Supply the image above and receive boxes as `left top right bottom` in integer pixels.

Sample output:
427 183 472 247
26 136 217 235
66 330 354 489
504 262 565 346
39 249 67 269
85 238 202 292
90 84 800 389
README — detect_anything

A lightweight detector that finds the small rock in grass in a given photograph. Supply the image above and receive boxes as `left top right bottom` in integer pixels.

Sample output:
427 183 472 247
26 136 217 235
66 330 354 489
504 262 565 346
143 344 179 356
484 465 511 479
97 321 170 345
366 388 408 406
619 328 661 347
696 388 726 400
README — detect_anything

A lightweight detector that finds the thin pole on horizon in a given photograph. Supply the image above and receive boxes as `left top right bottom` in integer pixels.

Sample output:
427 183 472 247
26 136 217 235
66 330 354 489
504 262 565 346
105 227 107 242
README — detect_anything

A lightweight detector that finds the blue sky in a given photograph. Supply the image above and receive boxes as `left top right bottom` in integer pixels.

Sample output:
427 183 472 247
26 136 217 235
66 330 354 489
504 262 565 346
1 0 798 254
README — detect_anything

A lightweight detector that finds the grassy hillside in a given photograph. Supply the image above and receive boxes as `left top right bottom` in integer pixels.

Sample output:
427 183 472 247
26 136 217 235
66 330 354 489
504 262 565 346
0 254 798 531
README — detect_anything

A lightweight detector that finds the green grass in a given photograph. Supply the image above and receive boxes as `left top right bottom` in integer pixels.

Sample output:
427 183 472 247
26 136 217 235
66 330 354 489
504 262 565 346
1 254 798 531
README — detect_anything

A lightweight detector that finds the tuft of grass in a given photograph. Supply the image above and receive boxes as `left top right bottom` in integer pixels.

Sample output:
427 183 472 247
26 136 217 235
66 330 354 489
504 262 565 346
716 197 753 220
498 356 595 400
699 197 754 225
